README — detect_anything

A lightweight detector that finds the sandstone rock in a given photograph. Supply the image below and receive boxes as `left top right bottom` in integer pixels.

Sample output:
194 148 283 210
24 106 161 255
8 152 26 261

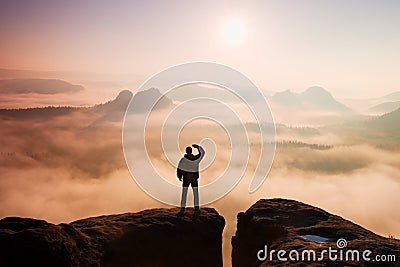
0 207 225 267
232 198 400 267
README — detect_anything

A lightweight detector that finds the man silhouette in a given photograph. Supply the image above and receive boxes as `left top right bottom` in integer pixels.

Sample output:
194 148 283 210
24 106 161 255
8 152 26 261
177 144 205 216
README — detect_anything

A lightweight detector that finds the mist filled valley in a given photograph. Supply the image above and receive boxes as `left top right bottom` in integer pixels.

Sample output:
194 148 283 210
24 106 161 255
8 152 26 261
1 82 400 266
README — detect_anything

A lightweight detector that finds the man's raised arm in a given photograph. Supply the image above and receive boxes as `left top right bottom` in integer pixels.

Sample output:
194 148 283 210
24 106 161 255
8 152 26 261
192 144 205 161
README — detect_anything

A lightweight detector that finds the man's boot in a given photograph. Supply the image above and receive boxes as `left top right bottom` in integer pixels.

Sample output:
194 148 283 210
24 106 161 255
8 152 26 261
194 206 200 214
177 207 185 217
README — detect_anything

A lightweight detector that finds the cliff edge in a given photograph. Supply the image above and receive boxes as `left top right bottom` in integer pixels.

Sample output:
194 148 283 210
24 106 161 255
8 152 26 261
0 207 225 267
232 198 400 267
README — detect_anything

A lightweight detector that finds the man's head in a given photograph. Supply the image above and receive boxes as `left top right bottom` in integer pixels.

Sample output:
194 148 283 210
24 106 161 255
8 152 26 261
185 146 192 154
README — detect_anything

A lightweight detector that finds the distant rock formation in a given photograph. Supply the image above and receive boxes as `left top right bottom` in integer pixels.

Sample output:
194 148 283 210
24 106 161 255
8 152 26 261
0 208 225 267
381 91 400 102
0 88 172 123
368 101 400 114
0 78 84 94
95 90 133 113
366 107 400 133
128 87 173 113
92 90 133 124
232 198 400 267
270 86 351 112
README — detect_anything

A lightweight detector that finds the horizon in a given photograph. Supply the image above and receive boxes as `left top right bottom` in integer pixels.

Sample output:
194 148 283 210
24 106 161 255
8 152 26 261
1 78 399 113
0 65 399 100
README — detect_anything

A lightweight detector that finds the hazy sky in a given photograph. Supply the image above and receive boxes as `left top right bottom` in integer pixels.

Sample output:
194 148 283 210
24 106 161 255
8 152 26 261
1 0 400 97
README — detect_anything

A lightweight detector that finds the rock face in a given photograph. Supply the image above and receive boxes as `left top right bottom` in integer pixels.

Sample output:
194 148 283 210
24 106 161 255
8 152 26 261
270 87 351 112
0 207 225 267
232 199 400 267
92 90 133 124
128 88 173 113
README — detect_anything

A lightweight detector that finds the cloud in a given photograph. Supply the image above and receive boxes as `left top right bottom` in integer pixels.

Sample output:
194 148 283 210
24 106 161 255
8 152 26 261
275 145 375 175
0 108 125 179
1 103 400 267
0 107 162 222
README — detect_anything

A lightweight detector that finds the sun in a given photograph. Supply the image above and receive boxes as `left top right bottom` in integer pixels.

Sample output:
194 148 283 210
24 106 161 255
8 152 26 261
223 20 245 43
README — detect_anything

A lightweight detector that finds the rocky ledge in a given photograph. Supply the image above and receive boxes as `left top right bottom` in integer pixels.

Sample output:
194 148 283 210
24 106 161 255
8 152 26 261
0 207 225 267
232 198 400 267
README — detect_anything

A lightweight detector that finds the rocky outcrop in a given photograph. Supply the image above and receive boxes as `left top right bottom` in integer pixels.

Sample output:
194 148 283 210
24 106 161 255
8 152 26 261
91 90 133 124
0 207 225 267
128 88 173 113
232 198 400 267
